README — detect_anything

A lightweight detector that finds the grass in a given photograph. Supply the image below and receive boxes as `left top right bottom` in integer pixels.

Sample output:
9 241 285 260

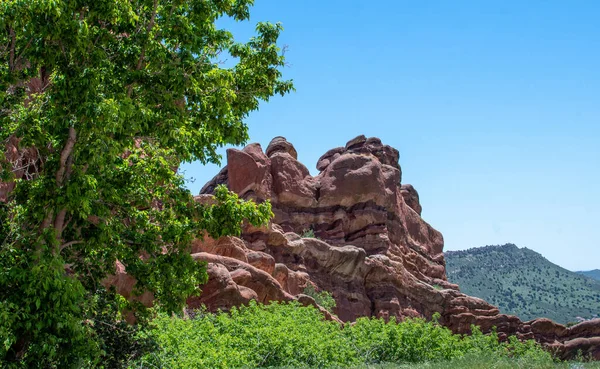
272 355 600 368
353 357 600 369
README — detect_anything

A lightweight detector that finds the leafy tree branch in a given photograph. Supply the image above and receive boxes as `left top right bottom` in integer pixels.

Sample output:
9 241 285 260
0 0 292 366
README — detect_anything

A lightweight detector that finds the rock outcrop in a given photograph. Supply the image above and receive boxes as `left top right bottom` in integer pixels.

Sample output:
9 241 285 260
194 135 600 360
2 133 598 360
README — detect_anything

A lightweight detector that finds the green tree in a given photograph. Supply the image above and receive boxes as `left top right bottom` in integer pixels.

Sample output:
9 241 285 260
0 0 292 366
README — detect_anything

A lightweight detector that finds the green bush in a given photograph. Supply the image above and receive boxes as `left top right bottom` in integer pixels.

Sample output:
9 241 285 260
300 228 317 238
346 313 467 363
344 354 600 369
131 302 554 369
84 289 155 369
302 284 337 314
131 301 357 369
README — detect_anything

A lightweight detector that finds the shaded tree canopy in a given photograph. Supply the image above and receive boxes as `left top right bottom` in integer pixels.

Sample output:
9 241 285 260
0 0 292 366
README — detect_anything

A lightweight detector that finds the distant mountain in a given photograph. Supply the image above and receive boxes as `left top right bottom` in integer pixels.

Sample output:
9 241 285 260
578 270 600 282
445 244 600 324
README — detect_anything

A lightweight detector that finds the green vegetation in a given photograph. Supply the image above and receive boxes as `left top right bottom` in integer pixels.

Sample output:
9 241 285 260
301 228 317 238
445 244 600 323
131 301 556 369
302 284 336 313
0 0 597 367
342 356 600 368
0 0 292 366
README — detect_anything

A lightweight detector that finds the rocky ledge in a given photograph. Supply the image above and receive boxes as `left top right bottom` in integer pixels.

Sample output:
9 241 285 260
190 135 600 360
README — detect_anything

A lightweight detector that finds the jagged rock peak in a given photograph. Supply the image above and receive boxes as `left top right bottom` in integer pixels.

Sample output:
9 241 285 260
317 135 401 177
400 184 422 215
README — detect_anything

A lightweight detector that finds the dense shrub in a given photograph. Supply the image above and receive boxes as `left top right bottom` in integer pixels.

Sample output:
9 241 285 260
131 302 554 369
132 301 356 368
302 284 336 313
346 313 465 363
85 289 155 369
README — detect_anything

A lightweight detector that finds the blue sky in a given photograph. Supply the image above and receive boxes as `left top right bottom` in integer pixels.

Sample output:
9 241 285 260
181 1 600 271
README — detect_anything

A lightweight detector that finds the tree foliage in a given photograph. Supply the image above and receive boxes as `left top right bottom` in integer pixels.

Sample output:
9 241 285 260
0 0 292 366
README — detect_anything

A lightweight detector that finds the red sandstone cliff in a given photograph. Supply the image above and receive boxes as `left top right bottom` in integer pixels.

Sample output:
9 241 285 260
193 135 600 360
2 134 599 360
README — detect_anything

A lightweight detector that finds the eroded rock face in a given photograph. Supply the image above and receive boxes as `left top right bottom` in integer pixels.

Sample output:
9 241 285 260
400 184 422 216
196 135 600 360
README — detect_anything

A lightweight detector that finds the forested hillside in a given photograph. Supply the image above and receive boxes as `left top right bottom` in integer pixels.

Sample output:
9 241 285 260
445 244 600 324
578 270 600 282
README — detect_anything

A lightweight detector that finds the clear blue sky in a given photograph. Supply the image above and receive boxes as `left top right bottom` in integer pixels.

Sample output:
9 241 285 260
181 1 600 271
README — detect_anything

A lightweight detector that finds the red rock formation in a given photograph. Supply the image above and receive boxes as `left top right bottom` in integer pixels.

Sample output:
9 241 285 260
2 133 598 360
195 135 600 360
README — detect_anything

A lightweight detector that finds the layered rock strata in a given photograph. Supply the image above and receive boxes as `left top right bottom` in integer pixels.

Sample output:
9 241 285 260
196 135 600 360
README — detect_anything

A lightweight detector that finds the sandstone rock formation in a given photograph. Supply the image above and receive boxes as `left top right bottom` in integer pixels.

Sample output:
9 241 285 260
195 135 600 360
2 133 598 360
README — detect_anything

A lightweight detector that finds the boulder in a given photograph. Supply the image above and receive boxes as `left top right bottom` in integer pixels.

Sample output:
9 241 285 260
266 136 298 159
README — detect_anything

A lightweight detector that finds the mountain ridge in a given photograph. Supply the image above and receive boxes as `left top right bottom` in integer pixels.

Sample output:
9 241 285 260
445 244 600 324
578 270 600 282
